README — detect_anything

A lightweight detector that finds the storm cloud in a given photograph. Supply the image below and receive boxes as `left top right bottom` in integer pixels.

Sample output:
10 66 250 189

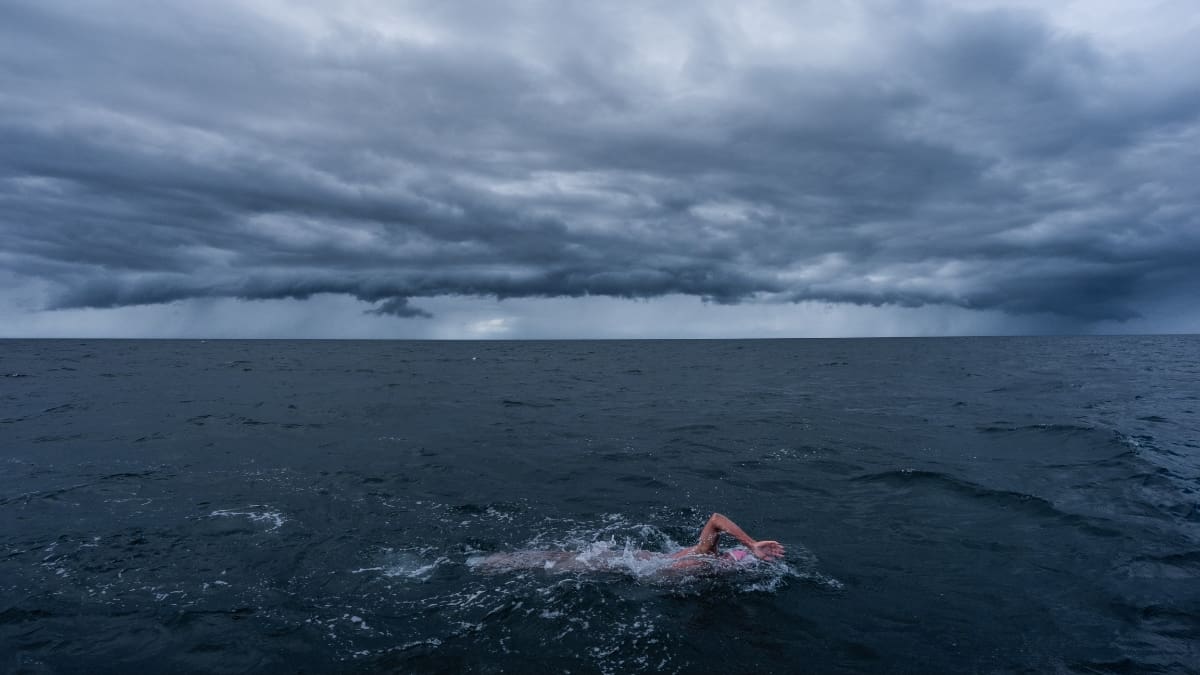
2 0 1199 332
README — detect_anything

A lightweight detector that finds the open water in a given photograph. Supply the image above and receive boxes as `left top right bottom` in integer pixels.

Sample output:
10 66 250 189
1 337 1198 673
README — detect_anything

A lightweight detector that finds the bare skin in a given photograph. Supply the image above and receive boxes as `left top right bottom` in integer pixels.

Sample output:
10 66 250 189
669 513 785 566
474 513 784 573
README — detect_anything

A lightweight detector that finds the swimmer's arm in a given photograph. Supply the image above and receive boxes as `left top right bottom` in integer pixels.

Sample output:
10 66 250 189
704 513 755 549
672 513 785 560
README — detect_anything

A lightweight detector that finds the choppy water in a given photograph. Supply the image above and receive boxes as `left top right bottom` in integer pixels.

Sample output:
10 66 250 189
1 337 1198 673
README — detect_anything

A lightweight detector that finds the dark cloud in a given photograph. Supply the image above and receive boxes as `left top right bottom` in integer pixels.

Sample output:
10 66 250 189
2 0 1199 328
366 297 432 319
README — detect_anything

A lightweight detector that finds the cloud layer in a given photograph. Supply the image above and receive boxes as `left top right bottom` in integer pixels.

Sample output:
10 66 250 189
2 0 1199 332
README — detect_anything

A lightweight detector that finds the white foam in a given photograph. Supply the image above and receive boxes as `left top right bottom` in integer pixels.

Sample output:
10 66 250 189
208 506 287 531
383 557 447 580
360 548 449 582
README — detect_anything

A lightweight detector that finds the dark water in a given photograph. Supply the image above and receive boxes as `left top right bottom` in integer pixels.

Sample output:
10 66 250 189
2 337 1198 674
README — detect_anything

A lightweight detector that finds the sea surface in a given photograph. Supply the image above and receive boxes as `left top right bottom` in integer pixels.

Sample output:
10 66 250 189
1 337 1198 674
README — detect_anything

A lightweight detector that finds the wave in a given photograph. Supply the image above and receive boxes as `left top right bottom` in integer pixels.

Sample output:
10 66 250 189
206 506 287 531
852 469 1124 538
977 422 1099 435
502 399 556 408
975 423 1176 463
1119 550 1200 579
666 424 720 433
0 469 164 506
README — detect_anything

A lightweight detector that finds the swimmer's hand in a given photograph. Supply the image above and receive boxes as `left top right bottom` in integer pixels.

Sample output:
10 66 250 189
750 540 785 561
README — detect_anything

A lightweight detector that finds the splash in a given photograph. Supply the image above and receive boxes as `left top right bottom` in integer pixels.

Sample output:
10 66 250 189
463 512 837 594
352 547 449 582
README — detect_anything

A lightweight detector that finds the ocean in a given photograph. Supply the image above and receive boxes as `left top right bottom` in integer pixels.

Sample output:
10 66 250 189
1 337 1197 673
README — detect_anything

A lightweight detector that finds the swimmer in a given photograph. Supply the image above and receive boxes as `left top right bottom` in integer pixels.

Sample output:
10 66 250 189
472 513 784 573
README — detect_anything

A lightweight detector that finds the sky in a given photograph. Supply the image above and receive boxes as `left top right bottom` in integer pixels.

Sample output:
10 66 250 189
2 0 1199 338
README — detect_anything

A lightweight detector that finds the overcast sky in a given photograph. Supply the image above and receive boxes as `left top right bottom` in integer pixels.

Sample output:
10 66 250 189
2 1 1198 338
